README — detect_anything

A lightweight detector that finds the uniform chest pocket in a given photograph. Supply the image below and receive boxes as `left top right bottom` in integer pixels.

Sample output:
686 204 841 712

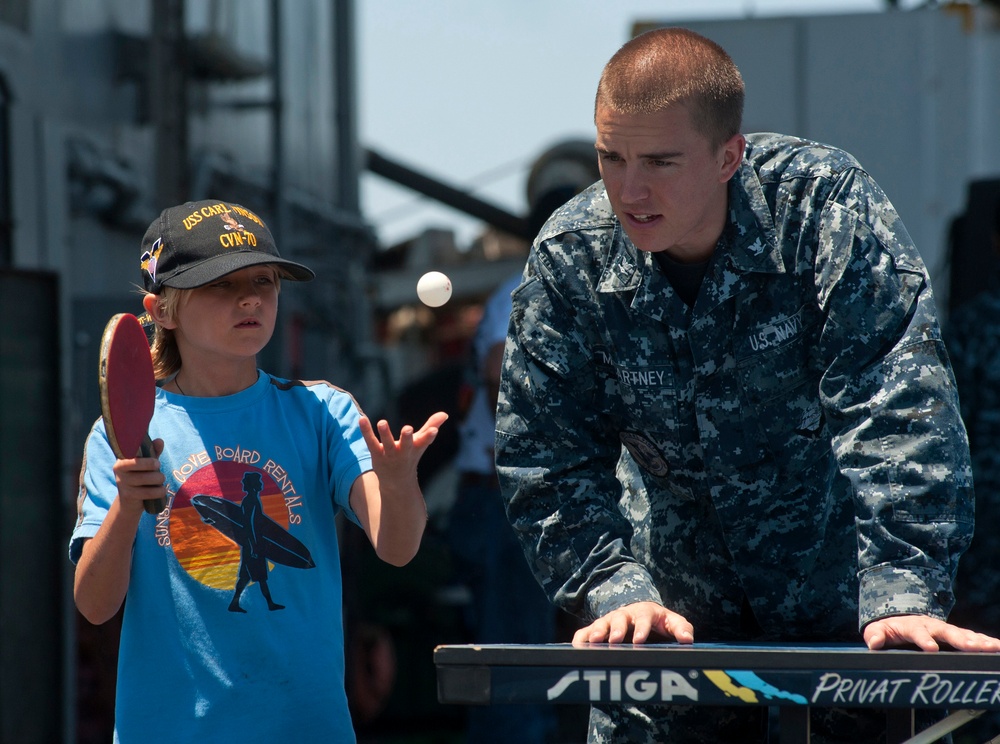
600 360 687 491
736 313 826 463
594 307 683 428
737 305 817 400
738 335 813 403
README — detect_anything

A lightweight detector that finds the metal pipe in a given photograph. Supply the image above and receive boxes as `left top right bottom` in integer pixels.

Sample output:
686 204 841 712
365 148 530 239
334 0 360 214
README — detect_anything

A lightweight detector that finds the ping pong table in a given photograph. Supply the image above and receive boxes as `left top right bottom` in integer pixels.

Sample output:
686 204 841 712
434 642 1000 743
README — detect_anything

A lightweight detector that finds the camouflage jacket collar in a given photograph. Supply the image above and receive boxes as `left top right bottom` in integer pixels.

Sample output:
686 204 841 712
726 159 784 276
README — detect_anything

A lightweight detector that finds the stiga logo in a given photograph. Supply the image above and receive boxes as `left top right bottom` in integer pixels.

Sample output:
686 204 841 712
546 669 699 702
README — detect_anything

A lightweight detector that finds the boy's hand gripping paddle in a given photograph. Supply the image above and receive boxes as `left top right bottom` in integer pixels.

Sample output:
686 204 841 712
98 313 165 515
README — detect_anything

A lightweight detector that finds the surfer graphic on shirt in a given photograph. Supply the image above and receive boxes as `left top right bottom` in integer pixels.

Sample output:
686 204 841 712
191 470 315 613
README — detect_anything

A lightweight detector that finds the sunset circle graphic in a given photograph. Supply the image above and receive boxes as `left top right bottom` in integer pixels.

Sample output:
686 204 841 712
169 461 289 589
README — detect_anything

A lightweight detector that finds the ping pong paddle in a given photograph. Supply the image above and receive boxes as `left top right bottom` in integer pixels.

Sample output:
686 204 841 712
98 312 165 515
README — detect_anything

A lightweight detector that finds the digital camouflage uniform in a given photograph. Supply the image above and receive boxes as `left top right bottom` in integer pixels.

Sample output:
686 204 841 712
495 133 973 743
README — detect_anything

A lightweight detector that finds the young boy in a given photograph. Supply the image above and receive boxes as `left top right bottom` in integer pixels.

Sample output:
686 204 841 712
70 199 446 743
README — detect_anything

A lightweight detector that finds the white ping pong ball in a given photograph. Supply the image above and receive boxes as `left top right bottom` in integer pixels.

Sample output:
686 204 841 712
416 271 453 307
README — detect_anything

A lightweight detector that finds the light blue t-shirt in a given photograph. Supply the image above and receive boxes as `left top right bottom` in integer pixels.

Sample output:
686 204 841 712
71 372 372 744
454 272 521 475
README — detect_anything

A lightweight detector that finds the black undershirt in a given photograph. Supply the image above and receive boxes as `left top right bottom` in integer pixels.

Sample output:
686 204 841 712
653 250 711 307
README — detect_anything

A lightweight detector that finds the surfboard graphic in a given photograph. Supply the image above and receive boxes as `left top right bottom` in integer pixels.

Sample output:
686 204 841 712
191 494 315 570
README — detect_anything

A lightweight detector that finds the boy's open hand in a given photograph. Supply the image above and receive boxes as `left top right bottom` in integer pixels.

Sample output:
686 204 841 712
359 412 448 483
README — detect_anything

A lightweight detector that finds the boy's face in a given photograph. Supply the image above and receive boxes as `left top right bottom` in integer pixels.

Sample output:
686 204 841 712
595 101 744 262
172 265 279 364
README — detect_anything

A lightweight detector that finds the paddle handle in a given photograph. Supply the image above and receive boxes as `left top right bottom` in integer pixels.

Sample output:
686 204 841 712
139 434 166 515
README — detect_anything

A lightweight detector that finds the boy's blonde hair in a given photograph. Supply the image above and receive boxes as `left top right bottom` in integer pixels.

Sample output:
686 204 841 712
147 287 184 380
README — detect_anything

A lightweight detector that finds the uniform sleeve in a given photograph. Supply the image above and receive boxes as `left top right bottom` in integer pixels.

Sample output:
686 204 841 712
495 249 662 622
814 169 973 628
